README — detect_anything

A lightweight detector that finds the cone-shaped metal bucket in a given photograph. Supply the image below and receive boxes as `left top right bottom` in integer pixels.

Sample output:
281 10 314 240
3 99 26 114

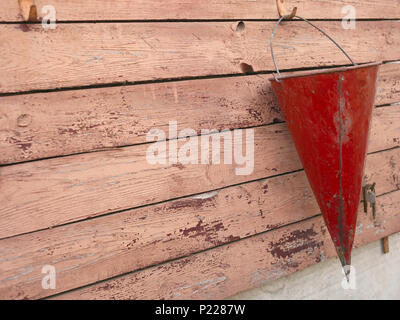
269 15 381 276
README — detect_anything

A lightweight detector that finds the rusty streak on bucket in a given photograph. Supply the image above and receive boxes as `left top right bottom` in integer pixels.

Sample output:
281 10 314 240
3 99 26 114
271 62 380 271
269 15 381 275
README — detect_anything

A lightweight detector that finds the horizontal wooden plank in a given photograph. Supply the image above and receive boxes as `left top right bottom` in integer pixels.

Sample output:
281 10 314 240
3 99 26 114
1 109 398 240
0 147 398 299
1 63 399 164
1 0 400 21
377 62 400 104
0 21 399 93
51 189 400 300
370 106 400 155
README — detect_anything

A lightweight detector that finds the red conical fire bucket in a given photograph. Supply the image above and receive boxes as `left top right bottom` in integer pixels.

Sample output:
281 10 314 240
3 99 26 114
269 16 381 276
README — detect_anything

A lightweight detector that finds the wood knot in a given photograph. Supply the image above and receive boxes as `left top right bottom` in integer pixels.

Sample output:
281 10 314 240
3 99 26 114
17 114 32 127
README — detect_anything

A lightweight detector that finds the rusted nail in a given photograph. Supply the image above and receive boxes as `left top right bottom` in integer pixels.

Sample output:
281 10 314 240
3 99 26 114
18 0 38 22
276 0 297 20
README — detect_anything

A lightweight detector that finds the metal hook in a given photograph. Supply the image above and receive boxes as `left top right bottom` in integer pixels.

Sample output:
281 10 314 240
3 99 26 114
18 0 37 22
276 0 297 20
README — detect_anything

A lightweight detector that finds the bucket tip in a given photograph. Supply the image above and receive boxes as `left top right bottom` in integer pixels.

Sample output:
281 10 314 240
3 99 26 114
337 249 352 281
343 265 351 283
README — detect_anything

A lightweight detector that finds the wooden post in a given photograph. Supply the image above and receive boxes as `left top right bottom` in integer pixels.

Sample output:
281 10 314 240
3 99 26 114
382 236 389 254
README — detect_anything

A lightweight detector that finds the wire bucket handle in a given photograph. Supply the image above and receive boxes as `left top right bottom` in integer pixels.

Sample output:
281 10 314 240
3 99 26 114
270 15 357 81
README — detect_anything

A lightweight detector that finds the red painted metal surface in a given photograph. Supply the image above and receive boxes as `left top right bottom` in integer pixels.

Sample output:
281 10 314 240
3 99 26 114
270 62 381 270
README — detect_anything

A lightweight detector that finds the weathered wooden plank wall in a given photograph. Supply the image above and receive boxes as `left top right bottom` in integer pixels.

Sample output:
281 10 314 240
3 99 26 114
52 190 400 300
1 148 399 299
0 0 399 300
0 110 399 239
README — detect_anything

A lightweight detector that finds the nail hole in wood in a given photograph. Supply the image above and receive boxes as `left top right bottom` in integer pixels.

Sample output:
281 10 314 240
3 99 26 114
236 21 245 32
240 62 254 74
